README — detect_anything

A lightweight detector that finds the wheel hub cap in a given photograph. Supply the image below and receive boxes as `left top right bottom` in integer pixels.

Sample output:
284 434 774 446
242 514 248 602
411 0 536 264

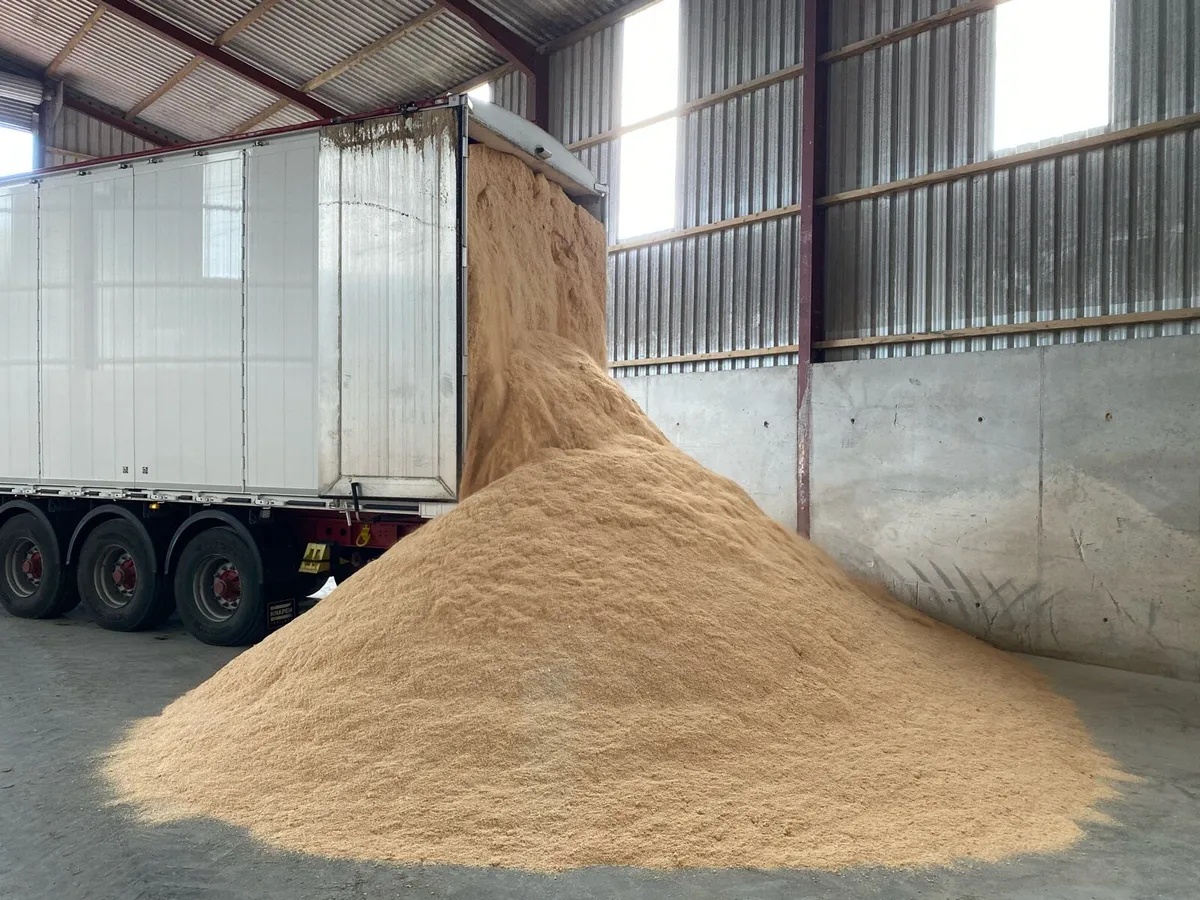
20 549 42 584
212 564 242 611
111 555 137 594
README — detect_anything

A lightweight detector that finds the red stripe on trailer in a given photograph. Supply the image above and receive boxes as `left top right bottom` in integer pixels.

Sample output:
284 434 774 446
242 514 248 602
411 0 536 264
286 512 421 552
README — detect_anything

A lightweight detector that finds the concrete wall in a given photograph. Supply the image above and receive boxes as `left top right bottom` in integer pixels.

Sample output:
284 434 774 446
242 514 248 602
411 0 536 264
619 367 799 530
812 335 1200 682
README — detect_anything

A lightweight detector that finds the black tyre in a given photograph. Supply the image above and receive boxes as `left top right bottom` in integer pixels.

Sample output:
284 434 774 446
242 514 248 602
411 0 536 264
0 513 78 619
174 527 266 646
76 520 173 631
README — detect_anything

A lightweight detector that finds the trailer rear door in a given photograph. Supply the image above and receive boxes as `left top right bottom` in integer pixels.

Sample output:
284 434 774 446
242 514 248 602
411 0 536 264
316 108 463 503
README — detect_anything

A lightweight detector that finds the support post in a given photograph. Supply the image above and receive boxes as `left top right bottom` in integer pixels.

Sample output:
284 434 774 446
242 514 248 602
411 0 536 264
434 0 538 76
796 0 827 538
434 0 550 127
532 54 552 131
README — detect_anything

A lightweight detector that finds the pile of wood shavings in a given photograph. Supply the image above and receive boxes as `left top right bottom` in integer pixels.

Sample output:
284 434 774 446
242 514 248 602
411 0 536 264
104 147 1126 872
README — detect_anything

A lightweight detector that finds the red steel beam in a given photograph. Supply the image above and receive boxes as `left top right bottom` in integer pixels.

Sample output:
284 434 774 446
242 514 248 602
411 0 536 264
796 0 827 538
434 0 539 76
99 0 340 119
434 0 551 127
61 91 183 146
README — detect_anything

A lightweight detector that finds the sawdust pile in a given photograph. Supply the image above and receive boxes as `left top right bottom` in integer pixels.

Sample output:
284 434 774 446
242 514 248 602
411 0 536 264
104 145 1124 872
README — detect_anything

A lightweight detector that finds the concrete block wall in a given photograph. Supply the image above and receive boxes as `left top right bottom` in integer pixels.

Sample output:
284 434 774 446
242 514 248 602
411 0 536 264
811 335 1200 682
618 367 799 530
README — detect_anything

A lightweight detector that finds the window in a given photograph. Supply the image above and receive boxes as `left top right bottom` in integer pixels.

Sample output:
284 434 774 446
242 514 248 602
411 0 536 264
0 126 33 178
467 82 492 104
993 0 1111 151
617 0 679 239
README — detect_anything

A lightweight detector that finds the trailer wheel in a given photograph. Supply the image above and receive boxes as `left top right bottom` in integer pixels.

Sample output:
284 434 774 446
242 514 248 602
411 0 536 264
76 521 173 631
174 527 266 646
0 513 78 619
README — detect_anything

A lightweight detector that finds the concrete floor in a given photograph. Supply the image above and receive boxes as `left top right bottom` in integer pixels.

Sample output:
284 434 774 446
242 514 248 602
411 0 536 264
1 607 1197 900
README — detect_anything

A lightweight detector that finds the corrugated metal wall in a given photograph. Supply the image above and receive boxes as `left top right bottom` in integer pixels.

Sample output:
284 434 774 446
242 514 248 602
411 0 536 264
0 97 34 132
0 70 41 131
549 20 621 229
828 0 977 45
45 106 154 167
823 0 1200 360
490 68 530 119
549 0 805 373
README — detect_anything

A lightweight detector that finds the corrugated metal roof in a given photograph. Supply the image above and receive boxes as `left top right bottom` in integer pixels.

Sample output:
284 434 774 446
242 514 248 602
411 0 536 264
137 0 260 43
1 0 619 144
139 58 281 140
256 103 317 131
468 0 634 45
315 13 504 111
0 0 96 69
224 0 433 100
57 9 194 113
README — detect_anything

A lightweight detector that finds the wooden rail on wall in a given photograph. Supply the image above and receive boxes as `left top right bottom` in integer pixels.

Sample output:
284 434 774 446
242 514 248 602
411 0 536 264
817 112 1200 207
572 0 1013 158
818 0 1008 64
607 111 1200 253
608 200 804 253
607 309 1200 368
568 61 805 153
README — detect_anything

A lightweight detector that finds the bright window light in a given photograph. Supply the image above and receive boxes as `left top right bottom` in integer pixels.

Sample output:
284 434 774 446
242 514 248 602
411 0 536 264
617 0 679 240
0 126 33 178
467 82 492 104
620 0 679 125
993 0 1111 151
618 119 678 238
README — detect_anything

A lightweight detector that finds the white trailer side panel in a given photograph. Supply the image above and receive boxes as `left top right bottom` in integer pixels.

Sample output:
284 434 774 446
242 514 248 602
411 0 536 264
1 102 599 510
0 183 39 482
39 170 136 485
132 152 244 491
245 134 319 494
319 110 461 501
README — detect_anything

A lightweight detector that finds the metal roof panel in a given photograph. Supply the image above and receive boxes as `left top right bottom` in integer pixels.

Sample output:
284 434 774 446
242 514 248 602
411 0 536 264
138 58 280 139
58 10 194 112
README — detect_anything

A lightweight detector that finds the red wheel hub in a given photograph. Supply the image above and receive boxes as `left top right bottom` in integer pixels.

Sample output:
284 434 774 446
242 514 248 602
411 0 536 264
111 556 137 592
213 566 242 602
20 549 42 582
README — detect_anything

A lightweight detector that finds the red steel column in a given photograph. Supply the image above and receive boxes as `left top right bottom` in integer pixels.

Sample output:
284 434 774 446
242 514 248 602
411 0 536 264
796 0 828 538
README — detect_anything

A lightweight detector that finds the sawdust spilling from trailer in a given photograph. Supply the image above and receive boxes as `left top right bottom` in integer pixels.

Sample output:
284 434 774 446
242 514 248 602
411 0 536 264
105 145 1126 872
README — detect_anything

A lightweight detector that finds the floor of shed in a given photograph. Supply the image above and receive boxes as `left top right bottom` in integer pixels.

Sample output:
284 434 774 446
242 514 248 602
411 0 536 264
1 607 1196 900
